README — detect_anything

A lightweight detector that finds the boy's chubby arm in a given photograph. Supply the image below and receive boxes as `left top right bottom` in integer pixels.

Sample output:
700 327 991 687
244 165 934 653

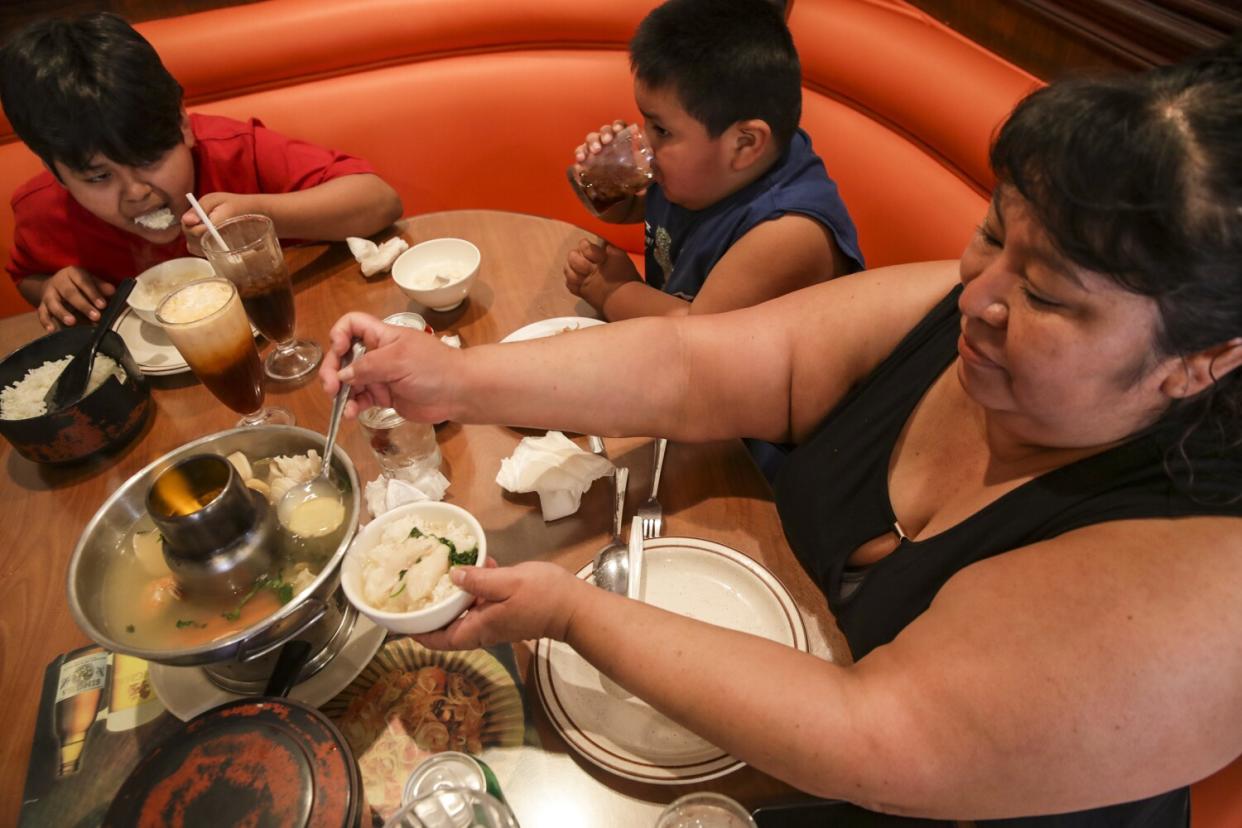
182 174 403 255
686 214 850 315
566 214 850 321
19 267 116 332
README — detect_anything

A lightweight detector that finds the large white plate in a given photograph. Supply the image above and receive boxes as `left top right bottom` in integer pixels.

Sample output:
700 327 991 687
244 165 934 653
112 306 189 375
535 537 808 784
149 614 386 720
499 316 604 343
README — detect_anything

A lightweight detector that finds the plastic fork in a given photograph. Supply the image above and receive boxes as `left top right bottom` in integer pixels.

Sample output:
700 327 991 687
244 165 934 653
637 438 667 538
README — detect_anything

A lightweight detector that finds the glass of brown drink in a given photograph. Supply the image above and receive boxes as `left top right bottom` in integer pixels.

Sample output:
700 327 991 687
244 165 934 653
568 124 655 213
156 278 293 426
201 214 323 382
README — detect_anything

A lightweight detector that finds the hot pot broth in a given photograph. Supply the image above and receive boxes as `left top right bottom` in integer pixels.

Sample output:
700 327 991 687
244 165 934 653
101 449 348 648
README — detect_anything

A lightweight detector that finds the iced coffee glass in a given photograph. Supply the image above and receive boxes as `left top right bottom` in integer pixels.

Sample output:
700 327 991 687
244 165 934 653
568 124 654 213
201 214 322 382
156 278 293 426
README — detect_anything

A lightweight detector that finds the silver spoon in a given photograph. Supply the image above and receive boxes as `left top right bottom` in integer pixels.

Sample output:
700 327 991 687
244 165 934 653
592 465 629 594
277 340 364 535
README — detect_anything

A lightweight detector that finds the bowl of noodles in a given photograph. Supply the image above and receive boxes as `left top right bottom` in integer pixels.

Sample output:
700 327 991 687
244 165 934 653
341 501 487 634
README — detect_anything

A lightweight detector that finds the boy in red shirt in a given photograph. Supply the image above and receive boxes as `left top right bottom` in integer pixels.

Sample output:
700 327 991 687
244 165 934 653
0 12 403 331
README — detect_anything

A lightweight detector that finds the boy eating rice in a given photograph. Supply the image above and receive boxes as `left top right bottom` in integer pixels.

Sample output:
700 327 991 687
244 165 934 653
0 12 403 332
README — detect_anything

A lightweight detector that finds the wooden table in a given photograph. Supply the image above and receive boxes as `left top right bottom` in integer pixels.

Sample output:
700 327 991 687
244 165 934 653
0 210 846 825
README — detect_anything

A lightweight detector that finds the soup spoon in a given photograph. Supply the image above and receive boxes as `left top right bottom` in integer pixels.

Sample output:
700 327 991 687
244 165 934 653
277 340 364 536
593 466 630 594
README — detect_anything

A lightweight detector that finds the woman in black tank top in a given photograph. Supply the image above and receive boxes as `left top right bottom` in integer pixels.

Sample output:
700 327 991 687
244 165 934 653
322 36 1242 828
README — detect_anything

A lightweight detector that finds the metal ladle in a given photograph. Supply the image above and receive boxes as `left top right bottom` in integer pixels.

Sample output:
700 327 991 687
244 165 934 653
592 465 629 594
277 340 364 534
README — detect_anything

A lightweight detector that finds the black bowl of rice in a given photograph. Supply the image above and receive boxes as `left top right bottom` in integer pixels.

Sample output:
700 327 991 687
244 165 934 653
0 327 151 463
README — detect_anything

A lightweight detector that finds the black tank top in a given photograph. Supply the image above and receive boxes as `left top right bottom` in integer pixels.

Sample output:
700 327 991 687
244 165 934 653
774 286 1242 827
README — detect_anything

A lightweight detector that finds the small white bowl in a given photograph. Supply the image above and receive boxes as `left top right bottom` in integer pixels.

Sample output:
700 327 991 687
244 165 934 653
391 238 481 312
128 257 216 324
341 501 487 634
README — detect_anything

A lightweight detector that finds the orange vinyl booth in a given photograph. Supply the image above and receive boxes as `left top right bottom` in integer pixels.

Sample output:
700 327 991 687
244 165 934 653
0 0 1025 317
0 0 1239 818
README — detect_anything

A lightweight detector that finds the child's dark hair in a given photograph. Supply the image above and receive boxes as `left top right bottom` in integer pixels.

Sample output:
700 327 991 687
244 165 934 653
0 12 184 173
990 36 1242 495
630 0 801 149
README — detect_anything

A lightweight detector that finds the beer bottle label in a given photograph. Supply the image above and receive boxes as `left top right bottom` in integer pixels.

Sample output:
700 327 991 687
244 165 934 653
55 651 108 702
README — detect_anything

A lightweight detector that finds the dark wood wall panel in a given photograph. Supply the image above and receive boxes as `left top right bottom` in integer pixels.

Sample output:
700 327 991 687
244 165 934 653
903 0 1239 80
0 1 264 41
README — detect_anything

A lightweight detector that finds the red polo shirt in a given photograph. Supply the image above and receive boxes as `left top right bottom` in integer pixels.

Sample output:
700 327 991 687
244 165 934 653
6 113 376 285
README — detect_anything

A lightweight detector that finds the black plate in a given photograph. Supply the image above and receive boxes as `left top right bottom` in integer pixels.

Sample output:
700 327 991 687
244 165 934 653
103 697 362 828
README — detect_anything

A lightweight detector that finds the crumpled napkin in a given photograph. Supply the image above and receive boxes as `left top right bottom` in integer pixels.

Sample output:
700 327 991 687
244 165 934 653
496 431 614 521
348 236 409 277
364 462 451 518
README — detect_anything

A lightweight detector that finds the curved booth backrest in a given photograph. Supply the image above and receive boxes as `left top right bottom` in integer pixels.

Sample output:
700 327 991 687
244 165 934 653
0 0 1037 317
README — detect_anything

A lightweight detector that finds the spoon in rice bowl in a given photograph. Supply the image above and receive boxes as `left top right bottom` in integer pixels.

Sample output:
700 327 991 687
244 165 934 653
277 340 364 537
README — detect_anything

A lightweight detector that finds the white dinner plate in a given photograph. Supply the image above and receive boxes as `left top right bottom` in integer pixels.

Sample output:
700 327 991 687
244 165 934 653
112 306 190 375
499 316 604 343
149 614 386 720
534 536 808 784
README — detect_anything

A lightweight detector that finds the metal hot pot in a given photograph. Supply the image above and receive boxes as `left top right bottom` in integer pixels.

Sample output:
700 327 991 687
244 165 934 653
66 425 362 694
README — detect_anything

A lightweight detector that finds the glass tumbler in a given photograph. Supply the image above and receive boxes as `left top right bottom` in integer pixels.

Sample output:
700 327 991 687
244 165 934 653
655 793 758 828
358 406 442 477
156 277 293 426
201 213 322 381
382 786 518 828
568 123 654 212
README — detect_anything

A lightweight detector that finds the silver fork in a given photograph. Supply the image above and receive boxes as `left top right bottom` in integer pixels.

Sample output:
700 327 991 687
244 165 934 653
637 438 667 538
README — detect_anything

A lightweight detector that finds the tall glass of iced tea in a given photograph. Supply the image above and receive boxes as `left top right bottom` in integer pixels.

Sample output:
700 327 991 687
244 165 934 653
156 278 293 426
201 214 323 381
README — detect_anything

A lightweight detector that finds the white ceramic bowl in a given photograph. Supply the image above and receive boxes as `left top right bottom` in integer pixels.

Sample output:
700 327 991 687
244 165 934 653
341 501 487 634
128 257 216 324
391 238 481 312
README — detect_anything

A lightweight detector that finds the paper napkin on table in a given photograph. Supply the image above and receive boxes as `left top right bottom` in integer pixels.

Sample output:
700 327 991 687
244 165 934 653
496 431 613 521
348 236 409 277
364 462 451 518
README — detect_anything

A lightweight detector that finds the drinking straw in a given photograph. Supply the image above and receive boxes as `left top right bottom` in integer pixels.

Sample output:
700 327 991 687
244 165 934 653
185 192 230 254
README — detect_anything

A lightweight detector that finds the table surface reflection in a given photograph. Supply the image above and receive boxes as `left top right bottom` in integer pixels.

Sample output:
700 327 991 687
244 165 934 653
0 210 846 825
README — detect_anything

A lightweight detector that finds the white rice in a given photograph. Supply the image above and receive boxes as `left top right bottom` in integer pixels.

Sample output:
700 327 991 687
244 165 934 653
134 207 176 230
357 514 478 613
0 354 126 420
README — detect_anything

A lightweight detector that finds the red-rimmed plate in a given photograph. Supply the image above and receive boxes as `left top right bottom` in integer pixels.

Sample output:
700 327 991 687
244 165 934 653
534 536 808 784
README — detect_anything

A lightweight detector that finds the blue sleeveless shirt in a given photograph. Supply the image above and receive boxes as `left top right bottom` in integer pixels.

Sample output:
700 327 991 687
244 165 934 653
643 129 864 299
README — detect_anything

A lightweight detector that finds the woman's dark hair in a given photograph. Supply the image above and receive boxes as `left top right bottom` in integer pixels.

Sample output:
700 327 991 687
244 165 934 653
0 12 185 173
991 38 1242 493
630 0 802 150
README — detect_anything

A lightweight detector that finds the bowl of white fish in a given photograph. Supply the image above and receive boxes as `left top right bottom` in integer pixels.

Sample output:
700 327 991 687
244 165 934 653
341 501 487 634
0 326 151 463
67 425 362 675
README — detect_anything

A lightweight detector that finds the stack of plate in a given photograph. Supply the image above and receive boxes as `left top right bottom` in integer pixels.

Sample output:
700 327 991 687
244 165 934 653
534 536 808 784
112 308 260 376
112 307 189 376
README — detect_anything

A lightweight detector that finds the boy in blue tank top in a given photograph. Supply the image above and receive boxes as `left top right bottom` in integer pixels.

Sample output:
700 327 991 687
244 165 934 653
564 0 864 321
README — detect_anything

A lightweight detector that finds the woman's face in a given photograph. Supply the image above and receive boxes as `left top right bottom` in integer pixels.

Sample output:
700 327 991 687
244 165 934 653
956 189 1179 448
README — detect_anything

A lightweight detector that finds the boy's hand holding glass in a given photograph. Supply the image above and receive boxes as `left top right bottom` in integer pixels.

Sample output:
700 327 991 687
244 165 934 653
568 121 654 215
